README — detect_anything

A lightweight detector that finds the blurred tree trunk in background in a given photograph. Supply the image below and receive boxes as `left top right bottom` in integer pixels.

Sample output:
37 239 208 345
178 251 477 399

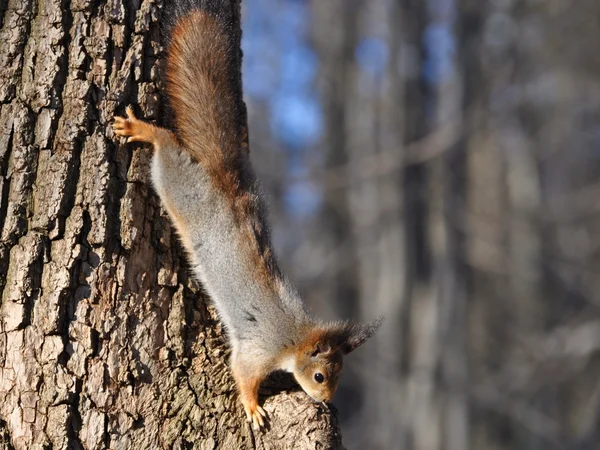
362 1 407 448
401 0 442 446
311 0 359 320
0 1 343 449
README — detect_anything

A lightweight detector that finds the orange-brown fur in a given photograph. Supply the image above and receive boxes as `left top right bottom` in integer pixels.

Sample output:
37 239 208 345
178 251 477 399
232 369 267 429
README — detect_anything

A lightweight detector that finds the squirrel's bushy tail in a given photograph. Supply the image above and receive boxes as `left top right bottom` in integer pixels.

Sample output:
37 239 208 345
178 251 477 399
163 0 236 37
164 0 243 183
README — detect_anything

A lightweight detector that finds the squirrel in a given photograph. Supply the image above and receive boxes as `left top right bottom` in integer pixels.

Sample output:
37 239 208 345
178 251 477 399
112 0 382 430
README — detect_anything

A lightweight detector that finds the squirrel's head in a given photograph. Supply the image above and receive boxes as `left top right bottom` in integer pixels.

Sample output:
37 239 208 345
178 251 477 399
292 317 383 403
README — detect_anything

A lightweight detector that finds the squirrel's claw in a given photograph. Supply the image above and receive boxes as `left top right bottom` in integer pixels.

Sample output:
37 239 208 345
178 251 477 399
112 114 133 138
112 116 127 132
244 402 266 430
125 105 137 121
112 106 157 145
256 405 267 418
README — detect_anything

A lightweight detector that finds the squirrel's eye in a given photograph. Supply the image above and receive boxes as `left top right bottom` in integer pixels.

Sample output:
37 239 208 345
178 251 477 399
314 372 324 383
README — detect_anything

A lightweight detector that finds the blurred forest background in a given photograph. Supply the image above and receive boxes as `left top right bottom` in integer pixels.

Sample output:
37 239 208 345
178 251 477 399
241 0 600 449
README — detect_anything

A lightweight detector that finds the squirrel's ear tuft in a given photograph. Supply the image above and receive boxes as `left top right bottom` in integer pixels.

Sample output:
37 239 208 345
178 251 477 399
337 316 384 355
311 341 332 357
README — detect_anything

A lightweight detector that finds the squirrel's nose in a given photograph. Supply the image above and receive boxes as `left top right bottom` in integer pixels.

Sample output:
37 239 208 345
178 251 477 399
320 393 333 403
309 393 328 404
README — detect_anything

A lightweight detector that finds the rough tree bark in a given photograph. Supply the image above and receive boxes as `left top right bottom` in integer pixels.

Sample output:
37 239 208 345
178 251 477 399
0 0 343 449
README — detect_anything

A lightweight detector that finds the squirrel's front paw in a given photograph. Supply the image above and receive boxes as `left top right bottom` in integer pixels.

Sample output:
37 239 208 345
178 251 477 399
243 399 267 430
113 106 155 144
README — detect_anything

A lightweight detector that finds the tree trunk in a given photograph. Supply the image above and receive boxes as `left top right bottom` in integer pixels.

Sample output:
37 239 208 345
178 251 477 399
0 1 343 449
